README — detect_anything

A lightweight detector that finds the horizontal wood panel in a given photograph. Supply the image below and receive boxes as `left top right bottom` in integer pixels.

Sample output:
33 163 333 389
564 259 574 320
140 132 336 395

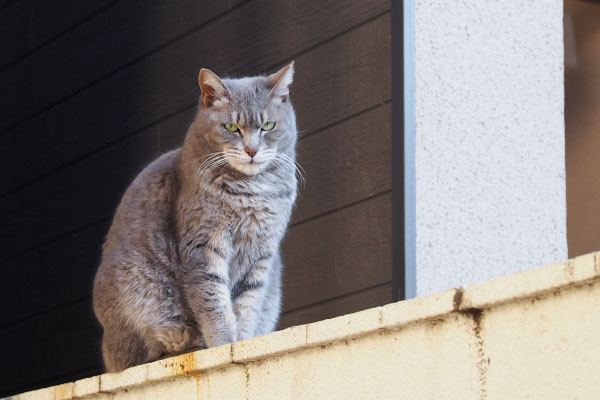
292 103 391 223
0 221 110 327
0 193 391 391
1 1 394 396
0 299 103 396
282 193 392 311
0 9 391 195
157 107 196 153
0 124 161 262
0 0 116 69
1 104 390 323
0 192 391 391
0 17 391 260
279 283 393 329
291 21 391 142
0 0 247 131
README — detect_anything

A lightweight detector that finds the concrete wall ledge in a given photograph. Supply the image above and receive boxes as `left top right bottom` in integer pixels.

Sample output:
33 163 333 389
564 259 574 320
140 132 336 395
10 252 600 399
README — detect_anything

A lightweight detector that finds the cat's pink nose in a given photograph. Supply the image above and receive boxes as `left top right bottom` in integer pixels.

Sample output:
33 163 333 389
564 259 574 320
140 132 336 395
245 148 258 158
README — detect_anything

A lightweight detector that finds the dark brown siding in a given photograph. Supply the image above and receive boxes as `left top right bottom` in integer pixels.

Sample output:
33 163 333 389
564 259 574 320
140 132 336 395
0 0 392 395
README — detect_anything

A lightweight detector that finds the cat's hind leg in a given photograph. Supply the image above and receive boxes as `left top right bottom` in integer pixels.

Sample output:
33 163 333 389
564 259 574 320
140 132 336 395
102 323 203 372
101 325 159 372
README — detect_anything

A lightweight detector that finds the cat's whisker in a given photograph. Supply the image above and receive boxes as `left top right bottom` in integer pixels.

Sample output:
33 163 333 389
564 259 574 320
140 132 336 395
274 160 298 184
227 151 242 158
197 158 220 176
197 153 226 173
269 156 287 172
274 153 305 187
200 152 225 164
199 163 227 179
273 153 293 171
197 154 224 171
198 155 228 177
204 154 227 165
200 152 225 160
223 150 248 163
203 157 228 173
277 152 306 185
278 152 306 177
203 159 229 177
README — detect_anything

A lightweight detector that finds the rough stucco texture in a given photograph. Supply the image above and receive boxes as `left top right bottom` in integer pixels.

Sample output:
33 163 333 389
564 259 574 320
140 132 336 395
414 0 567 296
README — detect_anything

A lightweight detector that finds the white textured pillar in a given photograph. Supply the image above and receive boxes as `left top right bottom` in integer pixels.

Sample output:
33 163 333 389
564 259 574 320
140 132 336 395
414 0 567 296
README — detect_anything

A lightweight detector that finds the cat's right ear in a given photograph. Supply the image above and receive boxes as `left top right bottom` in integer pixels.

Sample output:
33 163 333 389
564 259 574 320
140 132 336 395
267 61 294 103
198 69 230 107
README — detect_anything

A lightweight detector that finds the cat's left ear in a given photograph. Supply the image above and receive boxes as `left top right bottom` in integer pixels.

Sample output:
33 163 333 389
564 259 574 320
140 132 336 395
198 68 230 107
267 61 294 103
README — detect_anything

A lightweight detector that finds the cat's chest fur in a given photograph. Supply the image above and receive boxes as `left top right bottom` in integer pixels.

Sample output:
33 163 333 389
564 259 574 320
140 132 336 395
215 173 295 232
225 188 292 243
209 173 295 275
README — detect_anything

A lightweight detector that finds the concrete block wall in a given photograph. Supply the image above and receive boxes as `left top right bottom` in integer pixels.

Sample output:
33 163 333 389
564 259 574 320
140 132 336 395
10 252 600 399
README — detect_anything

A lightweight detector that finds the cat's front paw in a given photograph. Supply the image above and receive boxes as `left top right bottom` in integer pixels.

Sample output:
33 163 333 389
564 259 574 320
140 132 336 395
204 330 237 348
236 328 255 342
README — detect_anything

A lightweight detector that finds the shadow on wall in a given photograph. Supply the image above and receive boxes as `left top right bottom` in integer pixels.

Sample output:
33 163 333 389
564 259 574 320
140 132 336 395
1 0 393 396
0 2 229 396
0 1 312 395
565 0 600 258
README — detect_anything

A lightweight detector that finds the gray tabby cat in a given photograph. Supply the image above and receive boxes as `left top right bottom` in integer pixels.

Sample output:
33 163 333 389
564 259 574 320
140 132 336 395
93 62 298 372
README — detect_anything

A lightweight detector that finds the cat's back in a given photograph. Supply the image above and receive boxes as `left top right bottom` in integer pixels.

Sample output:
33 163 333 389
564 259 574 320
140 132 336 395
94 148 186 335
102 148 182 255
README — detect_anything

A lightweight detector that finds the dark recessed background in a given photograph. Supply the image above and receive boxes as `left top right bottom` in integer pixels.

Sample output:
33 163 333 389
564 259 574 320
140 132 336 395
0 0 392 396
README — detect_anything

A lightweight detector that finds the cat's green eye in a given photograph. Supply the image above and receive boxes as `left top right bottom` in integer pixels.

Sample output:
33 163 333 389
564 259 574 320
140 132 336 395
261 122 276 131
224 123 240 133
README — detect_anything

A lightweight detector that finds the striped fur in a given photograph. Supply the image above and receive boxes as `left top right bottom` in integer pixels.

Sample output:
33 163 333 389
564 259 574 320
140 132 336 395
93 63 298 371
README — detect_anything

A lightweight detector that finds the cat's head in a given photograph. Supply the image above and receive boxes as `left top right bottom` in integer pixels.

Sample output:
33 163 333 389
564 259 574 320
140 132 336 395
192 62 296 177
